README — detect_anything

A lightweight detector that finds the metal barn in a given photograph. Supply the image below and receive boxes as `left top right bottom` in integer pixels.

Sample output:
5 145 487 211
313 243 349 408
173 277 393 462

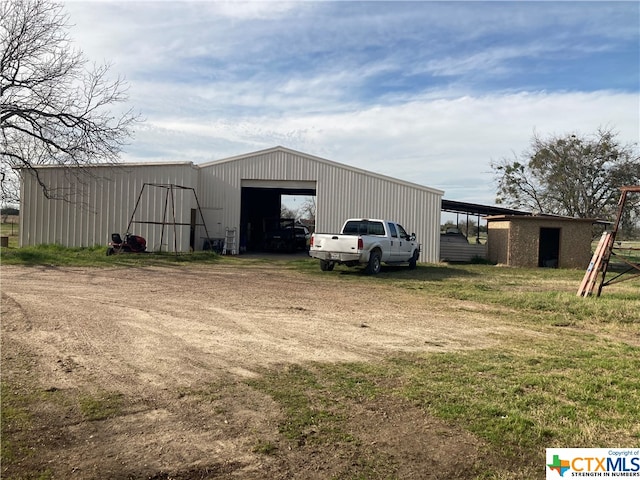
198 147 443 261
18 146 444 262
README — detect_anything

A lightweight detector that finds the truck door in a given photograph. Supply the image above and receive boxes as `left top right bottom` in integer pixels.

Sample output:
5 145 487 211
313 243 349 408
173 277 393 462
387 222 401 261
396 224 414 261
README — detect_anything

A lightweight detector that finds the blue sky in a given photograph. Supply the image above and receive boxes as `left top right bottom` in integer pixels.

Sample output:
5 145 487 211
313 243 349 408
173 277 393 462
64 1 639 206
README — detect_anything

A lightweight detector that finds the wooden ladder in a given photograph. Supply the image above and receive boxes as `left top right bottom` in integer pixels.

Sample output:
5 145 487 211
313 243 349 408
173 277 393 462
577 186 640 297
577 231 614 297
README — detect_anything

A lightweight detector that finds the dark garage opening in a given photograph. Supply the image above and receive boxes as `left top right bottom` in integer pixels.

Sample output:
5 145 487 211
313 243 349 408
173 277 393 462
538 227 560 268
240 186 316 252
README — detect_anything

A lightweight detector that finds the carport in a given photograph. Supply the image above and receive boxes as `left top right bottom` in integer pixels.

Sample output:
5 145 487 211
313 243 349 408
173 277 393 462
440 200 530 262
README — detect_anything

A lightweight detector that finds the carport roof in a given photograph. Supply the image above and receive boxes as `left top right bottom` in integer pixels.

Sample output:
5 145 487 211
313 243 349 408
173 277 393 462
442 199 530 217
485 214 598 222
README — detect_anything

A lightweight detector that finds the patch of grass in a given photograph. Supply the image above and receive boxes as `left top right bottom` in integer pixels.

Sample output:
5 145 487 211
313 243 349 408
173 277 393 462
296 262 639 329
0 381 78 478
251 338 639 477
78 392 124 421
1 373 127 477
395 340 640 450
248 262 639 478
252 439 278 455
249 364 344 445
374 264 639 325
1 243 220 266
1 382 33 465
248 363 401 478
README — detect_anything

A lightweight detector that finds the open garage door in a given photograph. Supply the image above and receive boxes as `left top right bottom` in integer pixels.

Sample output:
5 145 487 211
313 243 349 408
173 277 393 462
240 180 316 253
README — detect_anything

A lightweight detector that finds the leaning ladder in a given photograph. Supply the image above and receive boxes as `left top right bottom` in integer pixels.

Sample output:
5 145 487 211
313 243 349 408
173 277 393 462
576 231 613 297
222 228 237 255
577 186 640 297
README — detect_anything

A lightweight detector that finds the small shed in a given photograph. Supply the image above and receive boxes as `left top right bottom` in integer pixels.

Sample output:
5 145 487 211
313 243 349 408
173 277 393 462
486 215 595 269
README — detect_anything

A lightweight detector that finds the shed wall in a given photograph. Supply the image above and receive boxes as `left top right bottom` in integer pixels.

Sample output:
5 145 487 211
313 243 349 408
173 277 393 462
198 148 443 262
511 219 592 268
19 164 198 250
487 221 510 265
508 221 540 268
487 217 593 269
560 223 594 269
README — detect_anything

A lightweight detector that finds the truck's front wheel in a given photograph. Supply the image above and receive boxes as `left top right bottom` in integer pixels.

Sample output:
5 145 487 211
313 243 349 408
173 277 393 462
408 250 419 270
320 260 335 271
365 251 382 275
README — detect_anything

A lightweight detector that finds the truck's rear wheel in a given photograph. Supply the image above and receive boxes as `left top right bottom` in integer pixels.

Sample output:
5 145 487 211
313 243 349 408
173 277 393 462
365 251 381 275
320 260 335 271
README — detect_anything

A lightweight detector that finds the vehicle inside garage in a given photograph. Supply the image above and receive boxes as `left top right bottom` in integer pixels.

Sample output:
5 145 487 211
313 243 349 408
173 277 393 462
240 186 315 253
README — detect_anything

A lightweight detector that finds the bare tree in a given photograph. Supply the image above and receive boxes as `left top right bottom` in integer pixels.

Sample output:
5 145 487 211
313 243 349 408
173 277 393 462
281 204 298 220
299 196 316 224
1 0 139 204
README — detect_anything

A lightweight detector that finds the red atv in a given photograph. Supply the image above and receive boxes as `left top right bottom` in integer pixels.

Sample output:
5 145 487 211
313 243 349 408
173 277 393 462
106 233 147 256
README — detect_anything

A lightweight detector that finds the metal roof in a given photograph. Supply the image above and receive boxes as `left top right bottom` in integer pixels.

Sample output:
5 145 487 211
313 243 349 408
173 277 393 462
441 199 530 217
200 146 445 196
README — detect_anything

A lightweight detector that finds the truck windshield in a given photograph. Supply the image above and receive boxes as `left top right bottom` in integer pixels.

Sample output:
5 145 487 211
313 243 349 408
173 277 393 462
342 220 385 236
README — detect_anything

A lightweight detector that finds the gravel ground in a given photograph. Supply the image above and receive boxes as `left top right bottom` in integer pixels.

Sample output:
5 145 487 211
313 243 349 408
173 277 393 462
1 263 527 479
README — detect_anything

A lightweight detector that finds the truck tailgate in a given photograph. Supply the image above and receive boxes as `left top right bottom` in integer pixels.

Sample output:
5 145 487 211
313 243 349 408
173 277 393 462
310 234 359 254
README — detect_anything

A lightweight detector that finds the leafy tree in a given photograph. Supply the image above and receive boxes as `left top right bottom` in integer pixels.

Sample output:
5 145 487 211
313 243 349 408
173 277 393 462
1 0 139 204
492 129 640 230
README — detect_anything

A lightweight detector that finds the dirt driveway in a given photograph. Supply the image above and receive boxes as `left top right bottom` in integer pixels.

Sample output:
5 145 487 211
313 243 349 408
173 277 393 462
1 263 528 479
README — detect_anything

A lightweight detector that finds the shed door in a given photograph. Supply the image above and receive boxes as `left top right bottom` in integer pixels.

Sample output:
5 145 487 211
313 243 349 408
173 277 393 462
538 228 560 268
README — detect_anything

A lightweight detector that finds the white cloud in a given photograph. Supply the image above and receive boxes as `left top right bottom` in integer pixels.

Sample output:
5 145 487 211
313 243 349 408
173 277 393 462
60 1 638 207
122 90 638 205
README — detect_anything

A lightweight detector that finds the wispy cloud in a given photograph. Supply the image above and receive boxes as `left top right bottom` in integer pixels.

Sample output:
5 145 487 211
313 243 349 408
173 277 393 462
64 0 639 205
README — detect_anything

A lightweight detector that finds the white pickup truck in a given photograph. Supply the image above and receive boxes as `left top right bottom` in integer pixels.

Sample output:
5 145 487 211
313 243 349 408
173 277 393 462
308 219 420 274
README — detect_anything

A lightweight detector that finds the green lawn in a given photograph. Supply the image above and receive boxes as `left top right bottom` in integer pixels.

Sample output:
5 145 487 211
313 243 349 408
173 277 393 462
247 263 639 478
1 220 19 248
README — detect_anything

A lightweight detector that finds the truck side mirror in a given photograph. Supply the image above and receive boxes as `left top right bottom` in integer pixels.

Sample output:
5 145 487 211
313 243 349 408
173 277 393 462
410 233 416 241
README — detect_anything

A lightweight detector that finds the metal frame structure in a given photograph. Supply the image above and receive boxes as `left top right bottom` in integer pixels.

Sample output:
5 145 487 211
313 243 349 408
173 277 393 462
596 186 640 295
578 186 640 297
126 183 213 254
441 199 530 243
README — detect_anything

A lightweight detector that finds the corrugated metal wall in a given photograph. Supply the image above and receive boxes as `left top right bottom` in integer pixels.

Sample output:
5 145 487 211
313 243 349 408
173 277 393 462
199 147 443 262
19 163 198 251
19 148 443 261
